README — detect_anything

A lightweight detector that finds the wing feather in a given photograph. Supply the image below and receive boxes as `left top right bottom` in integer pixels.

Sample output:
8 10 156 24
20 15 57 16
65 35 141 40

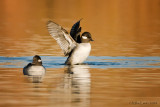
47 21 76 56
70 19 82 43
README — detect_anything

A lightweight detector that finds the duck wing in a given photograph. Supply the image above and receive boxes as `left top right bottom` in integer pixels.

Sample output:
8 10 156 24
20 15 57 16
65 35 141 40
23 63 32 75
47 21 76 56
70 20 82 43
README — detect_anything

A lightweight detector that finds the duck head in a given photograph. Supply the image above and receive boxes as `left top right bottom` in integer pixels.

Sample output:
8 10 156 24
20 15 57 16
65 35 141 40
81 32 94 43
32 55 42 65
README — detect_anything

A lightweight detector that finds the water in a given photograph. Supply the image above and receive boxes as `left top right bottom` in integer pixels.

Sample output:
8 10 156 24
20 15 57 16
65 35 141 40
1 56 160 68
0 0 160 107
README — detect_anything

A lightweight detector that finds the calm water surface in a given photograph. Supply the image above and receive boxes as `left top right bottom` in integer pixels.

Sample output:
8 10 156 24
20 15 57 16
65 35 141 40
0 0 160 107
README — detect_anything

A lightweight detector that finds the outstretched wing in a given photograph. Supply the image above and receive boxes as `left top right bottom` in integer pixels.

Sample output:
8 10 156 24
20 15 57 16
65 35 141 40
47 21 76 56
70 19 82 43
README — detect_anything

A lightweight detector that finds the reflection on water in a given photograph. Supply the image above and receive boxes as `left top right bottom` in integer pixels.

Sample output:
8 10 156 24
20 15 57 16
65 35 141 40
1 67 160 107
27 76 45 83
57 65 91 107
0 66 91 107
23 69 46 83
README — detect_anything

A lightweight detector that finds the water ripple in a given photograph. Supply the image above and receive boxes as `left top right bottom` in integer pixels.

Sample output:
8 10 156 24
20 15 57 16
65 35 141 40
0 56 160 69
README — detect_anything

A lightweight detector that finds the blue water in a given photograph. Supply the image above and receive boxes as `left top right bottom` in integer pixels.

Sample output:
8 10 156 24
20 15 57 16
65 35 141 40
1 56 160 69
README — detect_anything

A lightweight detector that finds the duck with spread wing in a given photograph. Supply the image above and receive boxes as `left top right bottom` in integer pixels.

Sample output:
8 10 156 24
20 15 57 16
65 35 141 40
47 20 93 65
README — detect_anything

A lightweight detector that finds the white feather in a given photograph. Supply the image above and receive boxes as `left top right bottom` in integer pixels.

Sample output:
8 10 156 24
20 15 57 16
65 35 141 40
27 66 45 76
69 43 91 65
82 36 87 39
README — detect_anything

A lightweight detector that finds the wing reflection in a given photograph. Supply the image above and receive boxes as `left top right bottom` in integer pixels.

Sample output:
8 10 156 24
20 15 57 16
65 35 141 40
63 65 91 105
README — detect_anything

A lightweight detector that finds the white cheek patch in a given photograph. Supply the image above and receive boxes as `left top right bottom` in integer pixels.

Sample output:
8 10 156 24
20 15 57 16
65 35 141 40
82 36 87 39
38 59 42 62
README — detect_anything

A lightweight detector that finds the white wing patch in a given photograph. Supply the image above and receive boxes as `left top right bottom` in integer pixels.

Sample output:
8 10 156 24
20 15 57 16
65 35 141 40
82 36 87 39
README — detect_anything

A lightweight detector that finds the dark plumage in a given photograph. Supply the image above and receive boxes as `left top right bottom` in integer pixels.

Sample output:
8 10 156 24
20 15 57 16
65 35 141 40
70 19 82 43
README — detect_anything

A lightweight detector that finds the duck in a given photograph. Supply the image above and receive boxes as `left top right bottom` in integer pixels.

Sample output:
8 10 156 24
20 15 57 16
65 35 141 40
47 20 93 65
23 55 46 76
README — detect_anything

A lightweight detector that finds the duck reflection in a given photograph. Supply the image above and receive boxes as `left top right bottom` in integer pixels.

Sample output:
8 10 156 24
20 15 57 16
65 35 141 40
63 64 91 105
23 55 46 83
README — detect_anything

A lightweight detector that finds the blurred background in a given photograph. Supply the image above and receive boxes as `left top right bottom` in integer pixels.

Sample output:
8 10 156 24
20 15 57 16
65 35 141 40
1 0 160 107
0 0 160 57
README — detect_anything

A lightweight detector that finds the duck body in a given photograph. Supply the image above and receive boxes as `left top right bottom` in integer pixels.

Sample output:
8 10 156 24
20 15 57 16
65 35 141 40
65 43 91 65
23 64 45 76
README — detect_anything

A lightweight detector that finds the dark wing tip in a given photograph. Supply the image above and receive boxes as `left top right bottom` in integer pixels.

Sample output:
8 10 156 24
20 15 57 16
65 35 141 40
70 19 83 40
48 20 52 22
47 20 53 24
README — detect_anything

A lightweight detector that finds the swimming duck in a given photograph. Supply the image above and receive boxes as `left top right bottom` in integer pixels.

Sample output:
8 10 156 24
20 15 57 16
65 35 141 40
23 55 46 76
47 20 93 65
